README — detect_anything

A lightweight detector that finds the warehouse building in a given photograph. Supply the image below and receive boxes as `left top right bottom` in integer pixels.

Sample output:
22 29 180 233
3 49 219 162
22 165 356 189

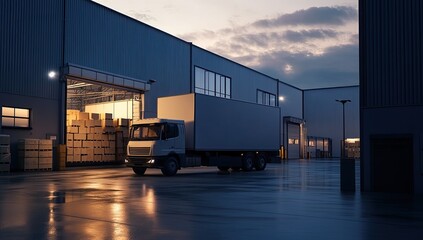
1 0 359 171
360 0 423 194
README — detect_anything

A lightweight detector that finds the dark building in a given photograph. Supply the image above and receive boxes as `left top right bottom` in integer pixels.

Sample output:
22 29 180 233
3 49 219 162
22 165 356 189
360 0 423 193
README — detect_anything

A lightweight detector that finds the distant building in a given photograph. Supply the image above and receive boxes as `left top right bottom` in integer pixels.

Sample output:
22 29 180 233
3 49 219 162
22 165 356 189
360 0 423 193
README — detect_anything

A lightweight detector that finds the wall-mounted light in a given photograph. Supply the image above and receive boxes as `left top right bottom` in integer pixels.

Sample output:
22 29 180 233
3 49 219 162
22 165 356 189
48 71 57 79
279 96 285 101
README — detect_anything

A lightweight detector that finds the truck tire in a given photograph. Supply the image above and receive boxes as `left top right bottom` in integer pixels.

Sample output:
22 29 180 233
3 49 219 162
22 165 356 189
133 167 147 175
241 153 254 171
254 154 267 171
217 166 229 171
161 157 178 176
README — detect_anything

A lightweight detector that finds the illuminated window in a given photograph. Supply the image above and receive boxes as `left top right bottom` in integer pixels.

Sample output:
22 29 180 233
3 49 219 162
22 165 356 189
257 90 276 106
194 66 231 99
1 106 31 128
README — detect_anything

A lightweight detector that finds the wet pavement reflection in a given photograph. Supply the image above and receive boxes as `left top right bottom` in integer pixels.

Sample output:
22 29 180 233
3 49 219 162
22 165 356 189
0 159 422 240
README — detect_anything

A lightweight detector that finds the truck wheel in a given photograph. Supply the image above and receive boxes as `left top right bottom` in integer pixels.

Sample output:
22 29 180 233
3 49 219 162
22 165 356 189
254 154 267 171
241 153 254 171
133 167 147 175
161 157 178 176
217 166 229 171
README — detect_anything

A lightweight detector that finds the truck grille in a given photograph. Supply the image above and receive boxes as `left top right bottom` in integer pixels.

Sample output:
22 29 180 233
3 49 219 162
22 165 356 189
129 147 150 156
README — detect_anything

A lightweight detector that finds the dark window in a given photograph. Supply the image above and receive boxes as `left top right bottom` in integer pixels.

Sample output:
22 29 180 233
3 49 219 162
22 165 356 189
165 123 179 139
195 66 231 99
257 90 276 106
1 106 31 128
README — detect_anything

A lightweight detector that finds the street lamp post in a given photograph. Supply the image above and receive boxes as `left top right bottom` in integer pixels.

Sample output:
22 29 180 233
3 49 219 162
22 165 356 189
336 99 351 158
336 99 354 192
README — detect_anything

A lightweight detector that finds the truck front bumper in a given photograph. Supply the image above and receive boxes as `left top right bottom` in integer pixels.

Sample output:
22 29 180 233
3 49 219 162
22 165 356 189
125 156 167 168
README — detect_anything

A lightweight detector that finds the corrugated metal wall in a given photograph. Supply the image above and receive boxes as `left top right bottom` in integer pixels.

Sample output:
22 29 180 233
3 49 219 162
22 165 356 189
361 0 423 108
65 0 191 116
0 0 64 100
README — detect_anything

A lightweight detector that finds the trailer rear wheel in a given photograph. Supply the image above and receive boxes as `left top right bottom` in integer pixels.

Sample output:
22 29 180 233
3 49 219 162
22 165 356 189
217 166 229 171
133 167 147 175
241 153 254 171
161 157 178 176
254 154 267 171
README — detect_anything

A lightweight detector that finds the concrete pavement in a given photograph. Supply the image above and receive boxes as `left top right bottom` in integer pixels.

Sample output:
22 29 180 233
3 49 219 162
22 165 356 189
0 159 422 240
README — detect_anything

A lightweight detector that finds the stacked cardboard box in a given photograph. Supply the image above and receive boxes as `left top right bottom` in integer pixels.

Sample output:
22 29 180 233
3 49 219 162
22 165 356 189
56 144 66 170
18 139 52 171
66 110 120 163
0 135 11 173
115 118 130 163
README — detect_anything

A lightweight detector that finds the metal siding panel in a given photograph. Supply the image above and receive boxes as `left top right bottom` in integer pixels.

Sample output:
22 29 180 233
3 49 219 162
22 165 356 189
65 0 190 116
0 0 64 100
362 0 423 108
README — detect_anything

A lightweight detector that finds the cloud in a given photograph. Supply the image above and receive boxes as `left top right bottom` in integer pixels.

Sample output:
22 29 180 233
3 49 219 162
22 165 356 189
179 5 358 89
283 29 338 42
253 6 357 27
252 44 359 89
129 11 155 22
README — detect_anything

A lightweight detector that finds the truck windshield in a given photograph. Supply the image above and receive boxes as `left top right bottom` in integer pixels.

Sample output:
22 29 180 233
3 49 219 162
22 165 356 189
130 124 163 141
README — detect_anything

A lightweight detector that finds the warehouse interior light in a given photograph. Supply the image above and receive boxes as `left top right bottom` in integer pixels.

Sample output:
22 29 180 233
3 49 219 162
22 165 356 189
279 96 285 101
48 71 57 79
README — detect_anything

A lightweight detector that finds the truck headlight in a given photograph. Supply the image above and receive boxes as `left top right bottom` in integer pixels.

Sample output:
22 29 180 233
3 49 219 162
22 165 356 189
147 159 155 164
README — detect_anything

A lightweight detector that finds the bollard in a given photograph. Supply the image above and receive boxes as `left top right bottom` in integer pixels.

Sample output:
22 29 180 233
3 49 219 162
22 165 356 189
340 157 356 192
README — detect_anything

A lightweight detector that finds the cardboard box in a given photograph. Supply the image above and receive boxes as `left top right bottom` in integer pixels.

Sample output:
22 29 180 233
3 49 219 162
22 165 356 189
94 154 102 161
73 148 81 155
0 153 11 163
58 144 66 153
101 113 113 120
67 109 80 115
39 151 53 158
0 163 10 172
67 147 74 155
104 148 116 154
90 113 100 120
0 134 10 145
66 140 73 147
101 119 114 127
85 120 96 127
108 134 116 141
94 148 104 155
18 150 38 158
115 118 130 127
0 146 10 154
82 141 94 148
67 126 79 134
78 112 90 120
73 140 82 148
18 144 38 151
39 139 52 145
94 141 102 148
73 134 86 141
71 120 85 127
86 134 94 140
79 127 89 134
24 158 38 170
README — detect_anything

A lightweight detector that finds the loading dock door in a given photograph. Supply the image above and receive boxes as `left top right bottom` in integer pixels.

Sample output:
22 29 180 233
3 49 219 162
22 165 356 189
287 123 300 159
63 64 151 166
371 136 413 193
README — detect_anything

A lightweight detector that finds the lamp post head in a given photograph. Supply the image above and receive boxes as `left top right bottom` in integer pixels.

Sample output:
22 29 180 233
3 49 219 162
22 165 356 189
336 99 351 104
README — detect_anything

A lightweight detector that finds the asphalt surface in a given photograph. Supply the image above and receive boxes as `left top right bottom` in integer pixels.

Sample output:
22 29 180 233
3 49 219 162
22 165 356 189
0 159 422 240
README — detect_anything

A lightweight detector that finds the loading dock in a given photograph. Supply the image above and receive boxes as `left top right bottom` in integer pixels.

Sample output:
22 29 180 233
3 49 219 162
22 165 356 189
64 64 151 166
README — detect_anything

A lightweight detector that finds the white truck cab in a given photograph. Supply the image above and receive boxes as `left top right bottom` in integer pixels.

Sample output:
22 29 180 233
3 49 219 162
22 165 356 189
126 118 186 176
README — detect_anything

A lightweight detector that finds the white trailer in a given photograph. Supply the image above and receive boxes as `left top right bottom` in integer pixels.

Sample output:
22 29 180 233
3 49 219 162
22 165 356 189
126 93 281 176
